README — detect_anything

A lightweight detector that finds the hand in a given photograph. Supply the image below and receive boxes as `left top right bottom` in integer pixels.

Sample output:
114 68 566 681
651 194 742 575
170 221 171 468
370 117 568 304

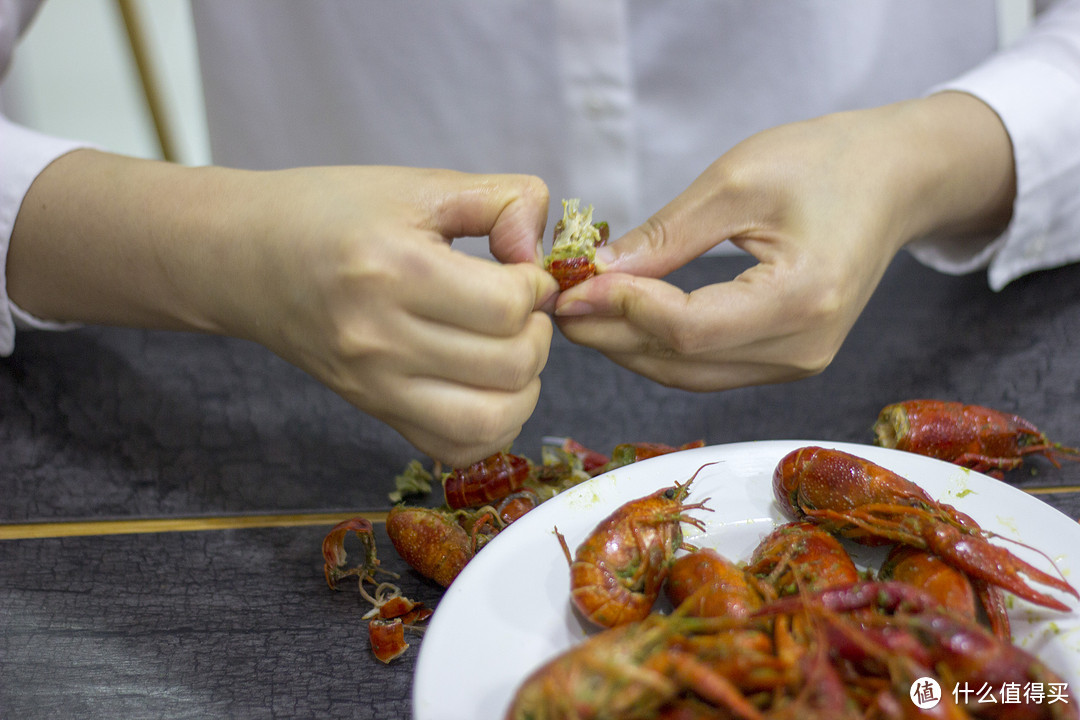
553 93 1015 391
9 159 558 466
246 167 560 466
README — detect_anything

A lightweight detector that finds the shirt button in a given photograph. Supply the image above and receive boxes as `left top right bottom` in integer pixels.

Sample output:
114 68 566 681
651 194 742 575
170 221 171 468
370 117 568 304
584 94 611 117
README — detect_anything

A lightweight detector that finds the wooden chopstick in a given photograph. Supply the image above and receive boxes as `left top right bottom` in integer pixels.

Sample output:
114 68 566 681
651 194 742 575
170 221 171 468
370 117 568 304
0 511 387 541
1022 484 1080 496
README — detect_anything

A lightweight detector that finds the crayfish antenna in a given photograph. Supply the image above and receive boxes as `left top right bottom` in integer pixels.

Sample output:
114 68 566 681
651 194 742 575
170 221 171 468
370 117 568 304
554 526 574 566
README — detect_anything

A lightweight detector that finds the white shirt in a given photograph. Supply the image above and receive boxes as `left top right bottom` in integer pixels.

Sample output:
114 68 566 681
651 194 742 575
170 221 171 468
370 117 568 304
3 0 1080 355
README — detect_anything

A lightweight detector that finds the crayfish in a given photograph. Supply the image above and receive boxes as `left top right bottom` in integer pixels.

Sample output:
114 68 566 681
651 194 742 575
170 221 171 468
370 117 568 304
774 445 1079 613
386 438 704 589
873 399 1080 478
510 445 1079 719
758 581 1078 719
442 451 533 510
384 504 502 588
557 465 713 628
544 198 609 291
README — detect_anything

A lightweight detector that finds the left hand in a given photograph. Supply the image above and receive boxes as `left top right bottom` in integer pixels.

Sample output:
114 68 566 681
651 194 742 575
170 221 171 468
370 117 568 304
553 93 1015 391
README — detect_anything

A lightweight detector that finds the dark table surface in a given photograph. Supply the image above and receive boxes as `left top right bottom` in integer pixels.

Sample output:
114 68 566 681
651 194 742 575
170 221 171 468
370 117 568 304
2 251 1079 719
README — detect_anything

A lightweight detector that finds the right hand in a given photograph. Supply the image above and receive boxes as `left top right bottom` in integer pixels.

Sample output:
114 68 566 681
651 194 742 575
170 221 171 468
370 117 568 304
552 94 1015 391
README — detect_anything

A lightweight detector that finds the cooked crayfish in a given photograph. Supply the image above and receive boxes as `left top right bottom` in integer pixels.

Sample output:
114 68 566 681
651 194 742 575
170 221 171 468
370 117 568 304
873 399 1080 478
385 504 501 587
504 613 766 720
385 440 705 589
442 450 532 510
760 581 1078 719
774 445 1079 612
557 466 713 628
745 520 861 598
878 545 978 620
544 198 610 291
515 453 1078 720
878 544 1013 640
666 548 765 619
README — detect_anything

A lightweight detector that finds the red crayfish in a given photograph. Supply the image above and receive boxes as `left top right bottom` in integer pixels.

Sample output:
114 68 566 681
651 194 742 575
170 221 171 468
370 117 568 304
442 450 533 510
505 611 770 720
744 520 862 599
384 504 501 588
774 445 1079 612
544 198 609 291
873 399 1080 478
387 439 705 589
509 447 1079 719
758 580 1078 719
557 465 713 628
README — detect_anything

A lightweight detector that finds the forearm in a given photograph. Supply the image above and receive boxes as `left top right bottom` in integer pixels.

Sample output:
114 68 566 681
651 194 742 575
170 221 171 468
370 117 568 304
7 149 265 339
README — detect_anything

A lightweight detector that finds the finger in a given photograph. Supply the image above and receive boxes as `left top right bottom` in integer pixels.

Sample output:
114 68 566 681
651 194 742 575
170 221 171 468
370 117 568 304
425 171 550 264
552 270 794 360
556 268 846 385
606 353 813 391
555 272 775 350
383 377 543 467
389 309 553 392
595 169 753 277
403 243 559 336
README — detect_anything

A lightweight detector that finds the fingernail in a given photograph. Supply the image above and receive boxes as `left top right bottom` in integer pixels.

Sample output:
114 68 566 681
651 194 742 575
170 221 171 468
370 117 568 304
555 299 596 317
538 290 558 314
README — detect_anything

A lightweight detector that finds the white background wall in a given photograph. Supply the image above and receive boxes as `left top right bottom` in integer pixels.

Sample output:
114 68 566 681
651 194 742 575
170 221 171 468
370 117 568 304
1 0 1035 169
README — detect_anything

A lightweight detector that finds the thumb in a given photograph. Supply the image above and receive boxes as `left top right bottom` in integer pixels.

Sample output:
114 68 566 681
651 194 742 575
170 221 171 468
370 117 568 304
597 177 746 277
428 172 549 264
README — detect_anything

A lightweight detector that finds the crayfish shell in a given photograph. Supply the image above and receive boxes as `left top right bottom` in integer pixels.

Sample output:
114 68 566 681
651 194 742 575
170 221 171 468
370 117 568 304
548 256 596 291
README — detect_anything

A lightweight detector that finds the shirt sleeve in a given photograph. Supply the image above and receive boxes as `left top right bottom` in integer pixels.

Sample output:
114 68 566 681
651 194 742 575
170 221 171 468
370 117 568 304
907 0 1080 291
0 114 90 356
2 0 91 356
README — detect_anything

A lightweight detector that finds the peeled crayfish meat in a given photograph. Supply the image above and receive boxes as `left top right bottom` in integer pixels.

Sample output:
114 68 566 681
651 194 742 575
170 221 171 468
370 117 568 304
544 198 609 291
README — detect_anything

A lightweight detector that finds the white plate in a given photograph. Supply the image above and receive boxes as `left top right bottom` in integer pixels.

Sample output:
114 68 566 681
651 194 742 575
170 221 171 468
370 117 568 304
413 440 1080 719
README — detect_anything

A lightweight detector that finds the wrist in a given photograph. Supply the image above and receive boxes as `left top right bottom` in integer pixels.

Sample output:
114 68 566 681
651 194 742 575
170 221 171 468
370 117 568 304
7 150 259 337
884 92 1016 245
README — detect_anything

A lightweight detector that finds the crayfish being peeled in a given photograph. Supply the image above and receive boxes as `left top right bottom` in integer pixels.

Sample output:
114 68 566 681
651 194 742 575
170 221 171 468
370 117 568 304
544 198 609 291
873 399 1080 478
